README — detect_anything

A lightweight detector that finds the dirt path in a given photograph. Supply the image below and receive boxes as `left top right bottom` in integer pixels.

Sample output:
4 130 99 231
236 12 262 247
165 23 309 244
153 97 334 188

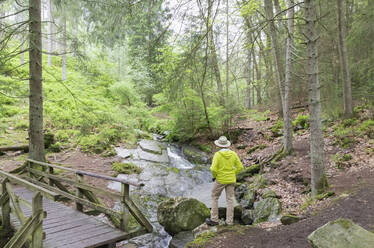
205 181 374 248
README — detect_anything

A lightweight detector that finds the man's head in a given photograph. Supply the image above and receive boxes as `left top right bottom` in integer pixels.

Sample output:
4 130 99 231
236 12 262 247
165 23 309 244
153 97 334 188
214 136 231 148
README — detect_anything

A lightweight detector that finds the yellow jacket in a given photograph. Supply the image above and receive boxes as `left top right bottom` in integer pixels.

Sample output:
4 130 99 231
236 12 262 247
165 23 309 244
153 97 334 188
210 150 243 184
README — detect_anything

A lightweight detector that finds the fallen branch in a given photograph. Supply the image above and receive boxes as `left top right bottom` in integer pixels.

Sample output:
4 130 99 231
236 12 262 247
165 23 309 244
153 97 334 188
0 145 29 153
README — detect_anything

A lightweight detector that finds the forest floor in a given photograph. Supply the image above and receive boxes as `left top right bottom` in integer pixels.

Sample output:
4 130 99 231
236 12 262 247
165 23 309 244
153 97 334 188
1 109 373 248
194 109 374 248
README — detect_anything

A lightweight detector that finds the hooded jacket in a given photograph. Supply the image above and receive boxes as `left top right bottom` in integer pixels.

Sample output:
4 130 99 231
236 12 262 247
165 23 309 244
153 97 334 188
210 150 243 184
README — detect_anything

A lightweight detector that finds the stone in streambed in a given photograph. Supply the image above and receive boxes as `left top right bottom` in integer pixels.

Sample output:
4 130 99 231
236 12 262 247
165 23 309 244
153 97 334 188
308 219 374 248
169 231 195 248
182 145 209 164
138 139 164 155
157 197 210 235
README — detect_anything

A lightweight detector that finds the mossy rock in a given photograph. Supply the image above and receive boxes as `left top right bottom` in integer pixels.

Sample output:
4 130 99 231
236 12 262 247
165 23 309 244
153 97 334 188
253 197 281 224
183 146 209 164
236 164 260 182
280 214 300 225
157 197 210 235
262 189 278 199
112 162 142 175
240 188 256 209
250 174 266 191
308 219 374 248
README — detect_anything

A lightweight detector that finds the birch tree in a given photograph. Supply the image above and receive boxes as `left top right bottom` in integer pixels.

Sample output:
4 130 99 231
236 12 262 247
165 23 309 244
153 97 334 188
305 0 327 197
337 0 353 118
29 0 45 161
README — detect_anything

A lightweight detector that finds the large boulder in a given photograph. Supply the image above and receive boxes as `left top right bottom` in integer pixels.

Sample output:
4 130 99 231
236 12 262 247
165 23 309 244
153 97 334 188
182 146 209 164
253 197 281 224
308 219 374 248
157 197 210 235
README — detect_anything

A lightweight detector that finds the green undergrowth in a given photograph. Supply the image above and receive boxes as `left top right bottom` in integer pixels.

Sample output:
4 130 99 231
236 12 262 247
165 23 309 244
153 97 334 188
332 117 374 148
0 43 167 153
185 231 216 248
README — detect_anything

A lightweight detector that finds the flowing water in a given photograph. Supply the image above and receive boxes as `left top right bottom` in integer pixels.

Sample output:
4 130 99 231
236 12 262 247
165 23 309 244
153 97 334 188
107 140 211 248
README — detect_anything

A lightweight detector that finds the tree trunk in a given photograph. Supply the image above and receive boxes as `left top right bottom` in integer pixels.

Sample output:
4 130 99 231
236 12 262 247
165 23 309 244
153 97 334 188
0 3 3 42
61 15 67 81
29 0 45 162
225 0 229 99
206 0 224 106
253 51 262 104
244 19 252 109
264 0 284 116
305 0 327 197
337 0 353 118
283 0 294 154
47 0 52 66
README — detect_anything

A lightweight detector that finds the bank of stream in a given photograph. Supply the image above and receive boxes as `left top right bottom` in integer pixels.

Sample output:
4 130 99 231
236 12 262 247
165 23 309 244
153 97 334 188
107 138 212 248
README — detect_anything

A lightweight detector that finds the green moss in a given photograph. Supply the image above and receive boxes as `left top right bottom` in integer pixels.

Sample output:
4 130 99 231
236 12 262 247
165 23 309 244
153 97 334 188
333 219 354 230
185 231 216 248
167 167 180 174
198 144 212 153
111 162 142 175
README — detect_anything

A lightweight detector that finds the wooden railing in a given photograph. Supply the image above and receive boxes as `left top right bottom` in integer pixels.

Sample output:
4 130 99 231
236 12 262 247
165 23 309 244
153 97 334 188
0 171 54 248
23 159 153 235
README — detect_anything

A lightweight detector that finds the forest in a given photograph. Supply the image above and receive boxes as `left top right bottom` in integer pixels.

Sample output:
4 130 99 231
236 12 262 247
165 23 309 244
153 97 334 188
0 0 373 248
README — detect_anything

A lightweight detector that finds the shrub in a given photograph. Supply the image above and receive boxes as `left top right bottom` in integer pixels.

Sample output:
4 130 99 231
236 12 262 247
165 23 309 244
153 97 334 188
292 114 310 130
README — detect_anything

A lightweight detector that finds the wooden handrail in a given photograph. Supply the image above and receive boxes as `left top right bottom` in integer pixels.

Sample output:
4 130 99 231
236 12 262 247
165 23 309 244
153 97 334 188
0 170 60 201
27 159 144 187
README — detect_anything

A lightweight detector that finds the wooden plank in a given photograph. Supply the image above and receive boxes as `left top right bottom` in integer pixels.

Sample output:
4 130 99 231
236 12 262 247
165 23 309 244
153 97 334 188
27 159 143 187
57 228 147 248
0 170 60 201
45 223 115 242
26 177 122 219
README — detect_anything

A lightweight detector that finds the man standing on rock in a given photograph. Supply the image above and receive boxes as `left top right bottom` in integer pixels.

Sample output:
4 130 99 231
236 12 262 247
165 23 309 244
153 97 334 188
206 136 243 226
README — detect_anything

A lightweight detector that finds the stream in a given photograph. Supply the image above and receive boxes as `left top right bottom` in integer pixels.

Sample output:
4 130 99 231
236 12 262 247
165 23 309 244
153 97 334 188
107 138 212 248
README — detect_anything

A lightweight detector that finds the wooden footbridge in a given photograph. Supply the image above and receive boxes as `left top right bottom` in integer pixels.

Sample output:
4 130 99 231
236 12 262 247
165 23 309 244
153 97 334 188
0 159 153 248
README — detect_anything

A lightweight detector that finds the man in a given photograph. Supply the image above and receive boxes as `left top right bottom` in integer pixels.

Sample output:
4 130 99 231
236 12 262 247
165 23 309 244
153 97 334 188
206 136 243 226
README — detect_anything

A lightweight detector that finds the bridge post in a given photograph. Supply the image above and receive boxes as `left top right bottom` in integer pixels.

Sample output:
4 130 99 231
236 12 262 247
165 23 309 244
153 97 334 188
75 173 84 212
32 192 43 248
1 178 10 232
120 183 129 231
